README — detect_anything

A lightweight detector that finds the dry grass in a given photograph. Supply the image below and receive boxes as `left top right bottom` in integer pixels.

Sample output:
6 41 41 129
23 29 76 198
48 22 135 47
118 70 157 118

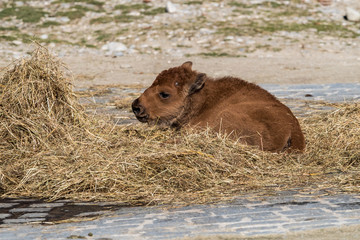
0 46 359 205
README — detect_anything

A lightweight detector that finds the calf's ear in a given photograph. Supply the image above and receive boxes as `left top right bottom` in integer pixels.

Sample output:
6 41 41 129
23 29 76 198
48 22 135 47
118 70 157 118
181 61 193 70
188 73 206 95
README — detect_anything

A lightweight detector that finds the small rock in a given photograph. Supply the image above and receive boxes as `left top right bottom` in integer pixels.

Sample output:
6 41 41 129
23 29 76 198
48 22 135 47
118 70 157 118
344 7 360 22
120 64 132 69
40 34 48 40
236 37 244 43
166 1 177 13
15 1 24 7
128 11 141 16
199 28 214 35
12 40 22 46
113 51 124 57
102 42 128 53
59 17 70 23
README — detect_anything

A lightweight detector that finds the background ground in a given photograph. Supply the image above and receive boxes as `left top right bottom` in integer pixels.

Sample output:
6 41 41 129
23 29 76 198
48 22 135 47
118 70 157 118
0 0 359 87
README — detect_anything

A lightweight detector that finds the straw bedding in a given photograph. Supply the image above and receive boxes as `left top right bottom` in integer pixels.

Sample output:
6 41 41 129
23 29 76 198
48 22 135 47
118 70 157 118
0 46 359 205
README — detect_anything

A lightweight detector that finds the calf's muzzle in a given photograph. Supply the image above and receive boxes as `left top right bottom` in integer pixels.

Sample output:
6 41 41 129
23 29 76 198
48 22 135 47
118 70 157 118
132 98 149 122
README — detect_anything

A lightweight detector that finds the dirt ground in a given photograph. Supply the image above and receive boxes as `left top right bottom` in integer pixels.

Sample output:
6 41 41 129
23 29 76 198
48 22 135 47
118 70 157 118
60 50 360 89
1 49 359 89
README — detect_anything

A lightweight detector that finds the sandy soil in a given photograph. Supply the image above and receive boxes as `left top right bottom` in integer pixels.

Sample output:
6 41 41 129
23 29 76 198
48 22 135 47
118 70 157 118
1 48 359 89
60 49 360 89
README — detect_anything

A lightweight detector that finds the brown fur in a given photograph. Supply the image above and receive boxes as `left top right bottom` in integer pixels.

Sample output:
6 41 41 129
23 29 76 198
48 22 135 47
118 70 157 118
132 62 305 152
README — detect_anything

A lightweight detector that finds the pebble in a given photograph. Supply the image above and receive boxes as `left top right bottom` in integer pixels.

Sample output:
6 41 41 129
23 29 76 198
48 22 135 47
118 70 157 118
101 42 128 55
12 40 22 46
120 64 132 69
40 34 48 40
345 7 360 22
59 17 70 23
15 1 24 7
166 1 177 13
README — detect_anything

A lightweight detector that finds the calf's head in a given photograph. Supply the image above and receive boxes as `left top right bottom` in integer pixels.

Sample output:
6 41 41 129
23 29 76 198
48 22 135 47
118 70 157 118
132 61 206 126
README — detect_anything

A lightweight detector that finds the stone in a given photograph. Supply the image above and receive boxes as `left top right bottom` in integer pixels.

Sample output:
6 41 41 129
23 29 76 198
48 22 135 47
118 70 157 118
0 213 11 219
345 7 360 22
166 1 177 13
40 34 48 40
102 42 127 52
12 40 22 46
59 17 70 23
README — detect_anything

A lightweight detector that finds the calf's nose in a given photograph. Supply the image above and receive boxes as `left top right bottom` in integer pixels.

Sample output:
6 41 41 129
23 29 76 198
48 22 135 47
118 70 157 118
132 98 147 118
132 98 142 115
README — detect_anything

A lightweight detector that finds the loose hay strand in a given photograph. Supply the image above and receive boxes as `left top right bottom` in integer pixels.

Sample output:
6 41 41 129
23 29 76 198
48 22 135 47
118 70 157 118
0 46 359 205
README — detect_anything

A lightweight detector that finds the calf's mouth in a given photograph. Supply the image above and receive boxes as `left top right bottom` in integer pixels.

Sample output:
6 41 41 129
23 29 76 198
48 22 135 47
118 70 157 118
132 98 149 123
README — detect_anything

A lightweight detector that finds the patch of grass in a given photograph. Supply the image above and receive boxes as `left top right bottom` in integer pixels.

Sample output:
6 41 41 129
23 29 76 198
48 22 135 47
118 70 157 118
114 4 164 16
259 21 360 38
273 8 312 17
143 7 166 16
0 7 15 19
95 30 113 42
53 0 104 8
229 1 284 8
260 1 284 8
233 9 253 15
229 2 253 8
90 16 113 24
254 44 282 52
216 26 243 36
56 10 86 20
114 14 142 23
0 26 19 31
185 1 203 5
114 4 151 14
85 44 96 48
40 21 61 28
0 6 48 23
216 20 360 38
199 52 245 58
72 4 97 12
177 44 192 48
0 35 17 41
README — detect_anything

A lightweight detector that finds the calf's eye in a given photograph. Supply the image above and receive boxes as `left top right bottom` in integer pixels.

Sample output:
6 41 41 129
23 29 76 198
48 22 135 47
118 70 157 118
159 92 170 99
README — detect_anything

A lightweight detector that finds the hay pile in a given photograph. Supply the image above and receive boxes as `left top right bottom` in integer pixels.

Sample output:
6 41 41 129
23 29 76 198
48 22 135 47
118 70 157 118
0 46 86 151
0 46 359 205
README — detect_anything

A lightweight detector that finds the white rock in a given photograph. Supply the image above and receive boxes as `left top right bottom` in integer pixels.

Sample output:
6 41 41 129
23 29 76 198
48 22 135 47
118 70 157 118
166 1 177 13
15 1 24 7
102 42 127 52
40 34 48 40
345 7 360 22
59 17 70 23
236 37 244 43
199 28 215 35
128 11 141 16
224 36 234 41
12 40 22 46
113 51 124 57
120 64 132 69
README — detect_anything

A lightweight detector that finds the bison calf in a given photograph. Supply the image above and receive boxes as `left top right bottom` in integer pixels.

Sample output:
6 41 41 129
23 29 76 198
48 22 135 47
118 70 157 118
132 61 305 152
